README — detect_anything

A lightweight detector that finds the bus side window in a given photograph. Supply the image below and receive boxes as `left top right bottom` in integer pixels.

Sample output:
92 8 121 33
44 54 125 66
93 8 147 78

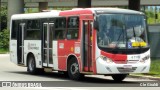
54 17 66 40
11 20 18 39
55 30 65 39
67 16 79 40
26 19 40 40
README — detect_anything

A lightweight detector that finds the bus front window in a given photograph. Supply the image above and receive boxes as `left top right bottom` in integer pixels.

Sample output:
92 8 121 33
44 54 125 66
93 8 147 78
97 14 148 49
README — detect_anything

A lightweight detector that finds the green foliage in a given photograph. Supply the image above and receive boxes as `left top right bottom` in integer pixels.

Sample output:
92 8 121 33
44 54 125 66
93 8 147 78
0 6 8 51
0 29 9 49
145 10 160 24
0 48 8 54
150 59 160 75
145 11 155 18
0 6 7 30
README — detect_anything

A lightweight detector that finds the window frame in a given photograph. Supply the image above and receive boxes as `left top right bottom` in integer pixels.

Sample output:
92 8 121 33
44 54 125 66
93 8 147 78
25 19 41 40
54 17 67 40
66 16 79 40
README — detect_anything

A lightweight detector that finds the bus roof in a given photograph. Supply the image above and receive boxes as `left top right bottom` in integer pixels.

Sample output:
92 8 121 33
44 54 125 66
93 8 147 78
89 8 144 15
59 8 144 17
74 8 144 15
11 11 60 20
11 8 144 20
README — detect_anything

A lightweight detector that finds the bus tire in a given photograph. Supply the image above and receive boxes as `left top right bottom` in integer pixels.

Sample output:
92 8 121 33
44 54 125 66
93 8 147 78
67 58 83 80
27 55 37 74
111 74 127 82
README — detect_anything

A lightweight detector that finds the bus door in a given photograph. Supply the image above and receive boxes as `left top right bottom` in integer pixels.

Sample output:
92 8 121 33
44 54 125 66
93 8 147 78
42 23 54 67
17 23 25 64
82 19 93 72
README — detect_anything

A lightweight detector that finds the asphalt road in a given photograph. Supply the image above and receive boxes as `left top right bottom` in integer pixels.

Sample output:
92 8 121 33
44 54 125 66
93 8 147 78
0 54 160 90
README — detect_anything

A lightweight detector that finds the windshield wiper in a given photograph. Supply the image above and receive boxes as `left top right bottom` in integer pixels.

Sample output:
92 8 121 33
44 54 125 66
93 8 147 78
132 27 136 39
114 28 125 48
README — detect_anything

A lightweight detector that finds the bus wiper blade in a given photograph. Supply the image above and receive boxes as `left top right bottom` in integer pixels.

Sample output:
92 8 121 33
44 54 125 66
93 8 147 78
109 30 123 50
114 29 124 48
133 27 136 38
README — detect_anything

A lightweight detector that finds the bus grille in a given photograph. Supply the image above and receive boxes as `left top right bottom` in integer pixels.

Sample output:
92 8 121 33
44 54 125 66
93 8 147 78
127 60 139 64
117 67 137 73
113 60 127 64
113 60 139 64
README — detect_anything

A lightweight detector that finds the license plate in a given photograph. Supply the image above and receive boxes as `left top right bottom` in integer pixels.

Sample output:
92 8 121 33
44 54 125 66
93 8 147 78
123 65 132 69
129 55 140 60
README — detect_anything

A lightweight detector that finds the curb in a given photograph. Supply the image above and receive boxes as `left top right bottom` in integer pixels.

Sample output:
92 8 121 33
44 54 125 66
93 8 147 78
129 75 160 80
0 54 9 57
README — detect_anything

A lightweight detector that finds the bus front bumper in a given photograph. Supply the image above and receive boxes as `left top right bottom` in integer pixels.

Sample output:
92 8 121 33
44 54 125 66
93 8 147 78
96 57 150 74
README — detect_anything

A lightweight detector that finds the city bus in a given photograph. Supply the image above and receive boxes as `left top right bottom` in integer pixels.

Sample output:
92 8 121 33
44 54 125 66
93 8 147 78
10 8 150 81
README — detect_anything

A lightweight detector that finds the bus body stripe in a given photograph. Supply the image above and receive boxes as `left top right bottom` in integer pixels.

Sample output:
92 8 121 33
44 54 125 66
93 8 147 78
101 51 127 60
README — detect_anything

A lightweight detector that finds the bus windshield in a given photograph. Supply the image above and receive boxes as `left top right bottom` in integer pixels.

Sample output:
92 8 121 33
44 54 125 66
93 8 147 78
97 14 148 49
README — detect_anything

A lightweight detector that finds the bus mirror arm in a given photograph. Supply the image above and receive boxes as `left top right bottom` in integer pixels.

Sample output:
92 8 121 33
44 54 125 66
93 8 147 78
93 15 99 31
94 20 99 31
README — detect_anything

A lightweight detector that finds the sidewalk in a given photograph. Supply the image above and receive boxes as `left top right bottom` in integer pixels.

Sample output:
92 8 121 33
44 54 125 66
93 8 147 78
0 54 9 57
129 74 160 80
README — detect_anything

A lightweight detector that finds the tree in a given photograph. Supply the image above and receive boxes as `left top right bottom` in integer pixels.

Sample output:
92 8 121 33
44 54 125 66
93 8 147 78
0 29 9 49
0 6 9 50
0 6 7 31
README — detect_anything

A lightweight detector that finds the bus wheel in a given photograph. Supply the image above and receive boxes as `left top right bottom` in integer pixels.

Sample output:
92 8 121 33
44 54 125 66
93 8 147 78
111 74 127 82
68 58 83 80
27 55 37 74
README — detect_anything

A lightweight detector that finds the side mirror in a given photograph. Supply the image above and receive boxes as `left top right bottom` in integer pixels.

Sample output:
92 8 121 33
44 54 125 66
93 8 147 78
94 17 99 30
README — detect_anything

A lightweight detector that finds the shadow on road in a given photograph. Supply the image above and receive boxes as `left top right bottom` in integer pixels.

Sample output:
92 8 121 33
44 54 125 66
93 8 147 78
6 71 70 80
7 71 140 84
5 71 144 87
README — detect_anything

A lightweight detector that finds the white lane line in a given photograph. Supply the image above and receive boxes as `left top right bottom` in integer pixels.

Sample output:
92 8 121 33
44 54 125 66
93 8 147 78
26 87 89 90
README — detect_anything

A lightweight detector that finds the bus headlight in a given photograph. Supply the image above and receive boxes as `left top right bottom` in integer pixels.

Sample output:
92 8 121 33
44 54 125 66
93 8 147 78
140 55 150 63
100 55 113 63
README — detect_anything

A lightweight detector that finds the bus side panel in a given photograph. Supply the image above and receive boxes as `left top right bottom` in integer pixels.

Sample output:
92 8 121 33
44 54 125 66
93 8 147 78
10 40 18 64
24 40 42 68
58 40 81 71
57 40 67 70
53 41 58 70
